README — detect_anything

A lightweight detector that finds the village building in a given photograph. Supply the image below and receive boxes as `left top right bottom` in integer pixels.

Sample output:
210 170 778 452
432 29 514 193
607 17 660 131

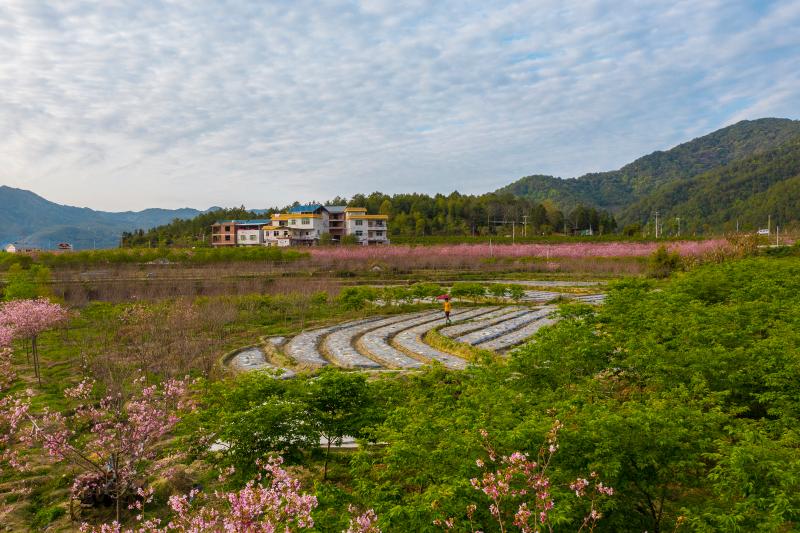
344 206 389 245
3 243 43 254
211 220 271 247
211 205 389 247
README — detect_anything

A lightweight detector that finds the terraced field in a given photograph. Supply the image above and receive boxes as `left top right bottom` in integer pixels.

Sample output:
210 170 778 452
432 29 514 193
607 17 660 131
223 282 607 375
226 303 568 375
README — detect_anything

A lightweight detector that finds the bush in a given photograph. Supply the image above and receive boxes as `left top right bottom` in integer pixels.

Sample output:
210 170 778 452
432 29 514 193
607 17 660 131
488 284 508 299
647 245 682 278
2 263 51 300
337 286 378 310
30 505 65 529
410 282 444 301
507 284 526 301
310 291 329 306
622 223 641 237
450 282 486 299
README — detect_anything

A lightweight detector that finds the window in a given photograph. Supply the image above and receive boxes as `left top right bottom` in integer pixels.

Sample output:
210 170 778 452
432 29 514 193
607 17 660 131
301 218 310 225
239 234 246 240
376 231 383 236
355 230 363 236
225 226 231 232
224 235 231 241
355 220 363 226
250 235 256 241
290 219 296 225
273 231 279 236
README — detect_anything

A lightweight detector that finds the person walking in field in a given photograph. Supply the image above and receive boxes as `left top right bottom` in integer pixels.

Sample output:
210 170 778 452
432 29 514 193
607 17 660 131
443 296 452 325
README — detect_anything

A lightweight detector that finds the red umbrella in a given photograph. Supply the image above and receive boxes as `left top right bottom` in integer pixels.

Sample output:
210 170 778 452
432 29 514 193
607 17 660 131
436 294 451 300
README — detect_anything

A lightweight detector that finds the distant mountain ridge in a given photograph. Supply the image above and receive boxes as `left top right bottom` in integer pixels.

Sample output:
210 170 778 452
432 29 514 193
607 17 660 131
499 118 800 217
0 186 206 249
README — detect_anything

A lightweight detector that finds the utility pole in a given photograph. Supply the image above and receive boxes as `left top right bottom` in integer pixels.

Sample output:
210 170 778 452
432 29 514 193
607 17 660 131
768 214 771 235
676 217 680 237
522 215 528 238
512 221 516 244
777 226 780 246
654 211 660 238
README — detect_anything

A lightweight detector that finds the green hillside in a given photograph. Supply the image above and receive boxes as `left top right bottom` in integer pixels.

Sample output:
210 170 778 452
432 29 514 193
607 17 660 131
500 118 800 213
619 135 800 232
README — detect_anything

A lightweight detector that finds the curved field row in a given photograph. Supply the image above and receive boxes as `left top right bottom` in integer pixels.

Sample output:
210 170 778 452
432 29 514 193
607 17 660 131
227 300 583 376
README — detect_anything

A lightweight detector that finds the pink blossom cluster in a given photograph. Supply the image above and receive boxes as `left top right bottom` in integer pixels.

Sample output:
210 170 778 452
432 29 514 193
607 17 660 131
80 457 319 533
569 471 614 532
0 391 32 469
467 421 563 532
0 325 12 348
345 505 381 533
310 240 728 261
0 298 68 339
0 325 14 391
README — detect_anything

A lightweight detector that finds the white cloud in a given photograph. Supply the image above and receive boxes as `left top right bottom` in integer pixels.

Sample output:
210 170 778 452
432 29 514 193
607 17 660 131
0 0 798 210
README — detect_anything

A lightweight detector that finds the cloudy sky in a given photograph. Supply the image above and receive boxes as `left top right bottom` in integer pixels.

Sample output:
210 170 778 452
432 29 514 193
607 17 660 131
1 0 799 211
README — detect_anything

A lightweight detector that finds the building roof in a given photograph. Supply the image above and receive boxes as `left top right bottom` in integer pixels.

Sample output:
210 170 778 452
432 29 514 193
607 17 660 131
324 205 347 213
344 206 368 212
288 204 323 214
347 214 389 220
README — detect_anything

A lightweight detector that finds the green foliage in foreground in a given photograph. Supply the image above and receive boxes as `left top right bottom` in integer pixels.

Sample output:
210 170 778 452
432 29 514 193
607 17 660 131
194 257 800 532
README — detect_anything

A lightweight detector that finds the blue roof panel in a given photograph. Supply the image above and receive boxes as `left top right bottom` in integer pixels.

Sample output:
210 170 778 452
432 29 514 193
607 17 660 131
288 204 322 213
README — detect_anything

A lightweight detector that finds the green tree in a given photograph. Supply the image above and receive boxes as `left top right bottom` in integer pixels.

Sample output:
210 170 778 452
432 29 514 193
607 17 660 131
306 369 372 479
2 264 51 300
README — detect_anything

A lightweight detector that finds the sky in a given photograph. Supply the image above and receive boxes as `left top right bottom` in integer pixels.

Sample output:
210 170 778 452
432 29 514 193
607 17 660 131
1 0 799 212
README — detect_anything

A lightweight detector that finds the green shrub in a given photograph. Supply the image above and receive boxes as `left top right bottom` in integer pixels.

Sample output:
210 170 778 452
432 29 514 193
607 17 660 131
647 245 682 278
310 291 329 305
507 284 526 301
410 282 444 301
337 286 378 310
30 505 65 529
450 282 486 299
488 284 509 298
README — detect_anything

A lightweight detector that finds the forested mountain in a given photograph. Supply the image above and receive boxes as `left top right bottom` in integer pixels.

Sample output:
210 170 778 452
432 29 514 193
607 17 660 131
500 118 800 213
0 186 203 249
619 135 800 232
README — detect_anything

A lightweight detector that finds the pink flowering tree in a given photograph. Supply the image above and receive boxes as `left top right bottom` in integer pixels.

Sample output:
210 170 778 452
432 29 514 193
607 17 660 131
80 458 329 532
0 374 191 521
78 459 385 533
436 421 614 533
0 325 14 392
0 298 68 385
